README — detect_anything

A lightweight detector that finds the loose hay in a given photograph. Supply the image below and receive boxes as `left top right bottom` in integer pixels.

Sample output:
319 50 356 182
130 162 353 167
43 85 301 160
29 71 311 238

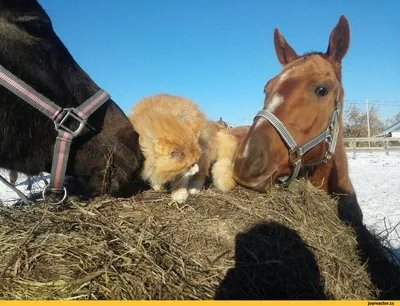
0 180 380 299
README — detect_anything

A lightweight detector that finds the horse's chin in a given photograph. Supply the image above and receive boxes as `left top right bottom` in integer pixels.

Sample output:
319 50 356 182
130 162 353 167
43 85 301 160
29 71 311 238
233 165 278 193
249 177 276 192
63 174 138 199
64 176 94 198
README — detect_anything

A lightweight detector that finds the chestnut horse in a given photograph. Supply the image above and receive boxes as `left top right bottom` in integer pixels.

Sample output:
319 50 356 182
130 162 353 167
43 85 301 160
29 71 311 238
233 15 363 226
0 0 142 198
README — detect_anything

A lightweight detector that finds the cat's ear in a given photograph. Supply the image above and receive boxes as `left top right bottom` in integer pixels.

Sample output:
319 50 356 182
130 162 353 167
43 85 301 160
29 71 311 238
170 151 185 159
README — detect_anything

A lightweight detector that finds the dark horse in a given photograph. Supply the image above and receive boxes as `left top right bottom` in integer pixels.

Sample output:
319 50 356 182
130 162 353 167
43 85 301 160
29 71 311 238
233 15 363 227
0 0 142 197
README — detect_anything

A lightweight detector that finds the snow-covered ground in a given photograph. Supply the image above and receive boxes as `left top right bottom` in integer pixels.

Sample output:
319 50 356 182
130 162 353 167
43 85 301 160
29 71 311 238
0 169 49 206
346 150 400 248
1 151 399 250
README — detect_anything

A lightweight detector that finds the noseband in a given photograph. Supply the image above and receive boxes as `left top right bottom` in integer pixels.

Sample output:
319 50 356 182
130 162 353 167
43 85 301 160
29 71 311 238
254 92 340 188
0 64 110 204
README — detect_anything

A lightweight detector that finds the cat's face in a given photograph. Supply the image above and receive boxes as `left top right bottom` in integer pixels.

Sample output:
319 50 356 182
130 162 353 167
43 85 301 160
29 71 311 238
152 136 201 184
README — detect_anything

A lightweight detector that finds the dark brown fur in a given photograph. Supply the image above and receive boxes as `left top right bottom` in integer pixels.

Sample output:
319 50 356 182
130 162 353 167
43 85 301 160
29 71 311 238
0 0 142 197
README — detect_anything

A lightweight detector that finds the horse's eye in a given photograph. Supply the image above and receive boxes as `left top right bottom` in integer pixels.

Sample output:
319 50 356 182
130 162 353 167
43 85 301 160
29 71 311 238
315 86 329 97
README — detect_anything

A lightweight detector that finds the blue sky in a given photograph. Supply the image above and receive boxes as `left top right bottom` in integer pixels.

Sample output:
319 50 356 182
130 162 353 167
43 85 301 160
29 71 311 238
40 0 400 126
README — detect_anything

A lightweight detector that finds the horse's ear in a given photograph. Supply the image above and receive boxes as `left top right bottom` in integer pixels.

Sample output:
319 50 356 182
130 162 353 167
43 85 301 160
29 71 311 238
274 28 298 66
326 15 350 62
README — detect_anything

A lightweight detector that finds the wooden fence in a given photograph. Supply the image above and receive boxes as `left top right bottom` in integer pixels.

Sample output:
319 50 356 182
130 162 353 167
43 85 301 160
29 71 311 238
344 137 400 155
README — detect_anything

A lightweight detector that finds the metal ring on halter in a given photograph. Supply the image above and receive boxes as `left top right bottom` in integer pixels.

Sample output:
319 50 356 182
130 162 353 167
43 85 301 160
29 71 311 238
53 108 87 138
41 185 68 205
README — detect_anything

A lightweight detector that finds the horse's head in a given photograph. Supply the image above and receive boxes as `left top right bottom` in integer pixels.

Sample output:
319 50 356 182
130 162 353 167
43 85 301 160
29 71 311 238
234 15 350 191
0 0 142 197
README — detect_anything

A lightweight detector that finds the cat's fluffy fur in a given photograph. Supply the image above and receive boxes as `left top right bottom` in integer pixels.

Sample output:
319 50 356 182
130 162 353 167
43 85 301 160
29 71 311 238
129 94 238 203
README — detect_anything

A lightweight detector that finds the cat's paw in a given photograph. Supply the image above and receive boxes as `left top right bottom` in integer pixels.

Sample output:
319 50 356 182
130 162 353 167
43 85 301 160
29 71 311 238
188 179 204 195
172 188 189 203
188 187 201 195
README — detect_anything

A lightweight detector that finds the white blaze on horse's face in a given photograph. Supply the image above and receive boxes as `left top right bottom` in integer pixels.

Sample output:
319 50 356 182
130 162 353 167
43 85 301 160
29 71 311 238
266 94 284 113
241 118 264 158
242 92 283 158
242 139 251 159
264 67 297 114
241 66 299 159
279 66 296 82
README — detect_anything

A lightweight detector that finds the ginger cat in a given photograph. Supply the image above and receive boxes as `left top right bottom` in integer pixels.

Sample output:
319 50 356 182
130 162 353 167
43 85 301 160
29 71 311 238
129 94 238 203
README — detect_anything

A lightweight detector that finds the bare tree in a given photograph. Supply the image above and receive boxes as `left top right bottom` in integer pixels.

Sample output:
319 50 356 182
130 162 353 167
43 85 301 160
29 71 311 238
344 105 384 137
384 112 400 129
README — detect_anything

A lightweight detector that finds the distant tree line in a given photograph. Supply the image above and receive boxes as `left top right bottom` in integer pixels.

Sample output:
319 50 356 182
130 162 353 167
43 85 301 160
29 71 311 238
343 105 400 138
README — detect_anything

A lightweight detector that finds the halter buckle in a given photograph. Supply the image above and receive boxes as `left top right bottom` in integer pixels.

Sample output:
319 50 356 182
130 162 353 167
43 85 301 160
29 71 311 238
322 150 333 163
54 108 86 137
289 146 303 164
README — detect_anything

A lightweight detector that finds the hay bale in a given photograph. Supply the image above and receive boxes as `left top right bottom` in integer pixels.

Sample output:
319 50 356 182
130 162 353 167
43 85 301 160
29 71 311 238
0 180 378 299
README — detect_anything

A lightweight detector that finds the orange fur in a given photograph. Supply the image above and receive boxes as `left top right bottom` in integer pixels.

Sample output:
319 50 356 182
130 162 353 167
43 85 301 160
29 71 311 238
212 126 250 191
233 16 363 226
129 94 238 203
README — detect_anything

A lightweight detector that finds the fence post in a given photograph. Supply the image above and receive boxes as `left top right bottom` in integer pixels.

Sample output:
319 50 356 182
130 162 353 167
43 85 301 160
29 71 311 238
352 139 356 160
386 138 389 155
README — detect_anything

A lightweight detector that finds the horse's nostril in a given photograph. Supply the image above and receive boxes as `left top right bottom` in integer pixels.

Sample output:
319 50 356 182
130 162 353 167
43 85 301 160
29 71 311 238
248 150 267 176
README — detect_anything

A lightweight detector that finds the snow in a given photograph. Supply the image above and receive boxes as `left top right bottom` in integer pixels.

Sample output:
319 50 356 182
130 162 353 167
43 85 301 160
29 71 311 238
0 169 49 206
346 150 400 249
1 150 399 251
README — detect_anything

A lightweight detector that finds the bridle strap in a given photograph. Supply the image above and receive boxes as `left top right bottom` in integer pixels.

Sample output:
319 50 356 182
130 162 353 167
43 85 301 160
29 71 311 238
0 63 110 201
301 105 340 156
48 130 74 193
48 89 110 193
75 89 111 119
0 65 62 120
254 110 301 187
254 92 341 188
254 110 298 152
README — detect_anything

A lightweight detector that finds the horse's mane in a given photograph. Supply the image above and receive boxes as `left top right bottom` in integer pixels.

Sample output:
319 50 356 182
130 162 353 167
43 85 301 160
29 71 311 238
303 51 325 56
